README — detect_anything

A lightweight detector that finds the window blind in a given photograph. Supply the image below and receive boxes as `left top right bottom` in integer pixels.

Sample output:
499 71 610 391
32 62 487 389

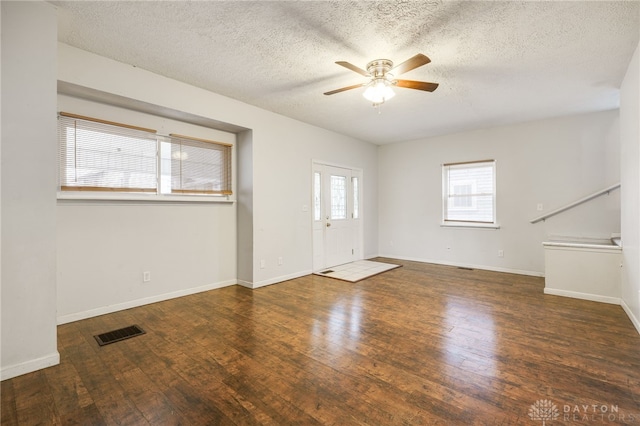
443 160 495 223
58 113 158 192
168 134 232 195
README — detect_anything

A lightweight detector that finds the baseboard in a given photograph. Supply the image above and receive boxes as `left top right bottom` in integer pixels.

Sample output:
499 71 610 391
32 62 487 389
621 298 640 335
237 280 253 289
248 270 313 289
1 351 60 381
376 254 544 277
57 279 237 325
543 287 621 305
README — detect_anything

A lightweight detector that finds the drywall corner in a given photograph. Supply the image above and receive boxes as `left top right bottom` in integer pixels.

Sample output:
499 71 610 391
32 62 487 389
237 129 254 284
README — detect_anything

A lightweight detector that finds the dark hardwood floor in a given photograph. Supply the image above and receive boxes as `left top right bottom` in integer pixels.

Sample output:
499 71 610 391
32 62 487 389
2 258 640 425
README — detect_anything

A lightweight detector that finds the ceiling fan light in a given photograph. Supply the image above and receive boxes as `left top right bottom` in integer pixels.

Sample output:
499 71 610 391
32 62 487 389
363 79 395 104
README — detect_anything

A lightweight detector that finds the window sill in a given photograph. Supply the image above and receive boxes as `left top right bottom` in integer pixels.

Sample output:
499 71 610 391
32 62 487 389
440 222 500 229
57 192 235 204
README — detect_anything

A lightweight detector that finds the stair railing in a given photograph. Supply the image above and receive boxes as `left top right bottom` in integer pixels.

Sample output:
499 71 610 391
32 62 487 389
530 183 620 224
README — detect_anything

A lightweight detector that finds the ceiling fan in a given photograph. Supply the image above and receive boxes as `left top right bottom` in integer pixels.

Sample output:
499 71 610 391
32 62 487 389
324 53 439 106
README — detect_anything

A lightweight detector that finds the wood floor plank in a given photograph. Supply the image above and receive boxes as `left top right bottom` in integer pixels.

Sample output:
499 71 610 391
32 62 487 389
1 380 18 426
44 347 94 416
60 325 151 425
112 305 289 425
11 370 60 425
3 258 640 424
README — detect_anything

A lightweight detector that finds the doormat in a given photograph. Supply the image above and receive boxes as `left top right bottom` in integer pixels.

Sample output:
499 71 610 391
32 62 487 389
313 260 401 283
94 324 146 346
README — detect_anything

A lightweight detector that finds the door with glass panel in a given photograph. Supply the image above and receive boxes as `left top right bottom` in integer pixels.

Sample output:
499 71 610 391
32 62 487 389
312 163 362 271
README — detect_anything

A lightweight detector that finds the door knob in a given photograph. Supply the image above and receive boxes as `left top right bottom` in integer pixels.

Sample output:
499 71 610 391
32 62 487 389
326 223 331 227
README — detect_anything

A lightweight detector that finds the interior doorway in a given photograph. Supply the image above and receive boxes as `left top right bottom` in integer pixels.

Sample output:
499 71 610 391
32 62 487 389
312 162 363 271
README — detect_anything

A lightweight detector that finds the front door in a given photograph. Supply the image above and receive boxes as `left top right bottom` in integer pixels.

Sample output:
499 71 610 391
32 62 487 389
312 163 362 270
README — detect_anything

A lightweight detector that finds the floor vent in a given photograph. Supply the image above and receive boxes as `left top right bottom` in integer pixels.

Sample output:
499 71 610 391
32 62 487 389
94 325 145 346
320 270 334 274
458 267 474 271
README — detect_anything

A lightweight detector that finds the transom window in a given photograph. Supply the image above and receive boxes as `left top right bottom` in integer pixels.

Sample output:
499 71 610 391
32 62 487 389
442 160 496 225
58 113 232 197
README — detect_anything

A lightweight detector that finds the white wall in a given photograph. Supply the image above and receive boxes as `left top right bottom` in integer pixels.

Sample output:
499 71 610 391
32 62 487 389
250 116 378 286
56 95 238 323
57 43 378 298
1 1 60 379
379 111 620 275
620 40 640 333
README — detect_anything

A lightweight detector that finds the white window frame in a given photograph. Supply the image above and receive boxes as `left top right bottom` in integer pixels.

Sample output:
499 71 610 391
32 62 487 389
57 112 234 203
441 159 499 229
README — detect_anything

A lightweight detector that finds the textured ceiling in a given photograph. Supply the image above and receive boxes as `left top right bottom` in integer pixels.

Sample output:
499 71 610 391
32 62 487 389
53 1 639 145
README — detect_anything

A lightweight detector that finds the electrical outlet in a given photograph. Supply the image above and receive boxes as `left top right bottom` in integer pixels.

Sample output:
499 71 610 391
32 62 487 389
260 259 266 269
278 257 283 266
498 250 504 258
537 203 543 211
143 271 151 282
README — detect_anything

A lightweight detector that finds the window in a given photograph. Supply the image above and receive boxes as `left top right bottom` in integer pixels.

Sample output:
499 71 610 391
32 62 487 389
352 176 359 219
167 134 232 195
313 172 321 221
58 113 232 198
58 113 158 193
330 174 347 220
442 160 496 225
450 181 475 209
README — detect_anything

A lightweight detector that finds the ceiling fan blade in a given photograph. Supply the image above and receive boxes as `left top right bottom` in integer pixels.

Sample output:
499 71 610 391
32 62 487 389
324 83 366 96
391 54 431 76
395 80 439 92
335 61 370 77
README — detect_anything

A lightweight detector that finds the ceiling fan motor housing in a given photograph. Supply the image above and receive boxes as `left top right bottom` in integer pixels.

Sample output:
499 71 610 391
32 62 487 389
366 59 394 78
